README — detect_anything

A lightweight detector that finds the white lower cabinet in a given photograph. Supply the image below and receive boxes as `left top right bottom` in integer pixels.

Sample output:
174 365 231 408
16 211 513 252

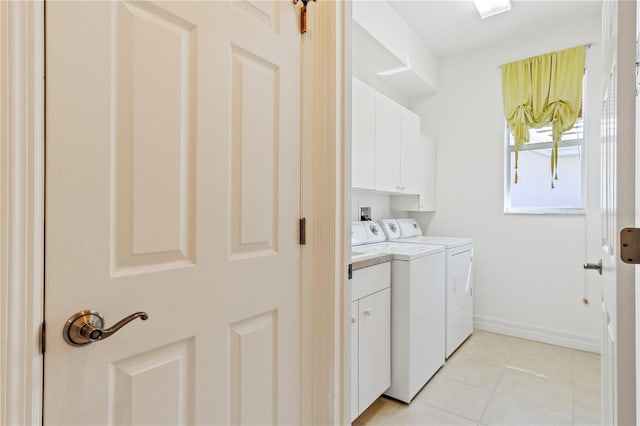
350 301 359 422
350 262 391 422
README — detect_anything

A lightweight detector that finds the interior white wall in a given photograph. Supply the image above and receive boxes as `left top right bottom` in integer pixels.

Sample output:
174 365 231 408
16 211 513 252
410 17 602 352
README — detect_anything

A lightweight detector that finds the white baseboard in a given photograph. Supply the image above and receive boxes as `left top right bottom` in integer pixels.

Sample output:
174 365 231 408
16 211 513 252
474 315 600 354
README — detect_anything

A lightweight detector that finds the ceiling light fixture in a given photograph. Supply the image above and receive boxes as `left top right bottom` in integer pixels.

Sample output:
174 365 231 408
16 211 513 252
473 0 511 19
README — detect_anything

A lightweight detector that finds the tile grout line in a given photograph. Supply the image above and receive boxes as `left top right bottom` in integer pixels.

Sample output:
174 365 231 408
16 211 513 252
418 399 486 425
478 360 508 424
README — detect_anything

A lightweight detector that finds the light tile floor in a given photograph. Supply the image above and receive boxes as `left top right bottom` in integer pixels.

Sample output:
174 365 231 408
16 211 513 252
353 331 600 426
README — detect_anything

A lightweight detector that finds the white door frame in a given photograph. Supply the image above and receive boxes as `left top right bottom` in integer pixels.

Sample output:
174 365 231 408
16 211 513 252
0 1 45 425
0 1 348 425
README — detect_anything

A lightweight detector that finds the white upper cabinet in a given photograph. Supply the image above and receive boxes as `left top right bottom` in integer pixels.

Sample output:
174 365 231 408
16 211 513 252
374 92 402 193
374 92 425 196
391 135 437 212
352 78 376 190
352 79 437 211
400 108 422 195
422 136 437 211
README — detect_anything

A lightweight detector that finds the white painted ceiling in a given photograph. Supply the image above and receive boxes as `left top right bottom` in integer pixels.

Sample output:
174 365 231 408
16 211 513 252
387 0 602 57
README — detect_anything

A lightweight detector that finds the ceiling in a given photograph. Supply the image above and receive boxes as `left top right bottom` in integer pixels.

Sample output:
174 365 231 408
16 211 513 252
387 0 602 57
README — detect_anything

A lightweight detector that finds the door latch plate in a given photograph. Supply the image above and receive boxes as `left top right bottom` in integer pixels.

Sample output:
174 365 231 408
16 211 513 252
621 228 640 264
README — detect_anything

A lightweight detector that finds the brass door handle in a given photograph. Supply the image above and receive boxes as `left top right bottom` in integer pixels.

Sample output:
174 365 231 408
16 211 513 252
63 310 148 346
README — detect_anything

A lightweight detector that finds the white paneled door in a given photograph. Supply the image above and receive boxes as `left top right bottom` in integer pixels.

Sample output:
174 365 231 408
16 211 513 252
599 1 637 425
44 1 301 424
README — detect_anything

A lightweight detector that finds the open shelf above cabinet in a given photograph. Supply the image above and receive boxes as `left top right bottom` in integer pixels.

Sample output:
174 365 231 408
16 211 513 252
352 21 436 98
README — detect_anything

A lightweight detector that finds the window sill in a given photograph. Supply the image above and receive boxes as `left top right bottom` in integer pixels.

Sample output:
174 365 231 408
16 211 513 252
504 208 585 216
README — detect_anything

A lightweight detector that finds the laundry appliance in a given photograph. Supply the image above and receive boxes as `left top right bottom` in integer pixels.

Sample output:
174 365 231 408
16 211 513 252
379 218 474 358
352 221 446 403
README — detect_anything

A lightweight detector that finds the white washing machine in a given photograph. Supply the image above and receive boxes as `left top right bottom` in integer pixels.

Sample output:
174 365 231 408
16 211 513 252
379 218 474 358
352 221 445 403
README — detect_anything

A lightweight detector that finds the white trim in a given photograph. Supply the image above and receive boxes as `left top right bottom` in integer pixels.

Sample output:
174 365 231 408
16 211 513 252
0 1 45 425
474 315 600 353
298 0 349 424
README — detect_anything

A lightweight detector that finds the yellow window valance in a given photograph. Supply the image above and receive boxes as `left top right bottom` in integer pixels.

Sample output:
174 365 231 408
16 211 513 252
502 46 585 187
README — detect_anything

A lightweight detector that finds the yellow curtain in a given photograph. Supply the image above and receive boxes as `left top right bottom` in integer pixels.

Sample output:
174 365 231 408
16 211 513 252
502 46 585 187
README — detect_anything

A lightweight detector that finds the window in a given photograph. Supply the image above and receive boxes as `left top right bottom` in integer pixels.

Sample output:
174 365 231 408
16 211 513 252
504 80 586 214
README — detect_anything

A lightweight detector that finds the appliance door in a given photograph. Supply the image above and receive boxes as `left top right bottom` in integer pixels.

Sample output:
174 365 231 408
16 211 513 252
446 245 474 357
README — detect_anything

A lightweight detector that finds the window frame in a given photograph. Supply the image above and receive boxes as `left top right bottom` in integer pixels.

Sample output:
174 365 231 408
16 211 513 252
503 126 587 215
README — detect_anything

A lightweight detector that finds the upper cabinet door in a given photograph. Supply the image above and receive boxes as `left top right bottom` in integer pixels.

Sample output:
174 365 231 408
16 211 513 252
421 136 437 211
390 135 437 212
375 93 402 192
352 78 376 190
400 108 422 194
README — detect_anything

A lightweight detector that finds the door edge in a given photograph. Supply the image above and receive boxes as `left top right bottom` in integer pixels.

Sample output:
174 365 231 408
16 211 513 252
0 1 46 425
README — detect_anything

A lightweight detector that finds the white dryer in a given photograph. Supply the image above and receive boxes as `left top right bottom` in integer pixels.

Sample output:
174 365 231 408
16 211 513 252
352 221 446 403
379 218 474 358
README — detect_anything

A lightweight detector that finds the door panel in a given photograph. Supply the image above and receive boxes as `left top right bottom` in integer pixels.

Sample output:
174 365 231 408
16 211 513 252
599 1 637 424
110 338 194 425
358 288 390 413
374 93 401 192
352 77 376 190
113 1 196 272
44 1 301 425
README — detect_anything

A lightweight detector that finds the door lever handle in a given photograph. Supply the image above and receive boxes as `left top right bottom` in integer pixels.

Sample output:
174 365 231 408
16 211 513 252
63 310 148 347
583 259 603 275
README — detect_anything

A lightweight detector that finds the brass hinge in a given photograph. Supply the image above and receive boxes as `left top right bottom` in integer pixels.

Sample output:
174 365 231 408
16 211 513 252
40 321 46 354
299 217 306 245
293 0 316 34
621 228 640 264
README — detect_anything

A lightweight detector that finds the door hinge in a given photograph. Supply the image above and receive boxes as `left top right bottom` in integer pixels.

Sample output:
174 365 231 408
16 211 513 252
348 263 353 280
40 321 46 354
621 228 640 264
293 0 316 34
299 217 306 245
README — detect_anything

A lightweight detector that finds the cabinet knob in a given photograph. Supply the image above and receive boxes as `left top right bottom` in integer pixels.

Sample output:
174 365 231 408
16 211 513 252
351 315 357 324
363 309 372 316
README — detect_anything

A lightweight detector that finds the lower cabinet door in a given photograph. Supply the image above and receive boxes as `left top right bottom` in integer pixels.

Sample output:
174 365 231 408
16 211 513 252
350 301 359 422
358 288 391 413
